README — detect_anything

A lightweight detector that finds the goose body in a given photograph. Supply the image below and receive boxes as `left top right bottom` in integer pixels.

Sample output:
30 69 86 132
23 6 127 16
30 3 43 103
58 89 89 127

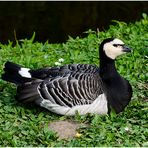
2 38 132 115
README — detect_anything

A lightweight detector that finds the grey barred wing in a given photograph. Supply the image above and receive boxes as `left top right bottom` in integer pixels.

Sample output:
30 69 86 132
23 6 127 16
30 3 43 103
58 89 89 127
38 72 104 107
31 64 99 80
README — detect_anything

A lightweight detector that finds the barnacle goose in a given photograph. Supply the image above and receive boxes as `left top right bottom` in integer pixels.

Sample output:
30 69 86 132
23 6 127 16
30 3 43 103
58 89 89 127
2 38 132 116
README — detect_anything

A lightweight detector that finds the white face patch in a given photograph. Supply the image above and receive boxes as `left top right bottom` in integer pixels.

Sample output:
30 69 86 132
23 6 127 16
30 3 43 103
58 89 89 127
103 38 126 59
111 38 124 45
19 68 31 78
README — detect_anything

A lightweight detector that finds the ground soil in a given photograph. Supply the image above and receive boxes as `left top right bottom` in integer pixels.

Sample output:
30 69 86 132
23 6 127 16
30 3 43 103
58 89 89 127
48 120 83 140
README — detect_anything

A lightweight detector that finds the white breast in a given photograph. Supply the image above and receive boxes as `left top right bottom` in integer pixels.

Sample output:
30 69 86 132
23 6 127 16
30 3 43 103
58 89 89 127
40 93 108 116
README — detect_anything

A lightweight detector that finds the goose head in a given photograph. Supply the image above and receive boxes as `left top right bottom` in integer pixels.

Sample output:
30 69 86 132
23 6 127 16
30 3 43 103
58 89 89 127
99 38 131 60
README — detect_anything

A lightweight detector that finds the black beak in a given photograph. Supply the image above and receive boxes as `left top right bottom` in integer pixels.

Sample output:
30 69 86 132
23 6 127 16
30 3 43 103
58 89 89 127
122 45 132 52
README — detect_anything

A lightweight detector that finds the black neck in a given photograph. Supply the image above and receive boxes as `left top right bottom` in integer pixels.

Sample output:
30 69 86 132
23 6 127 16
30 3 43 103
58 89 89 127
99 53 131 114
99 55 118 80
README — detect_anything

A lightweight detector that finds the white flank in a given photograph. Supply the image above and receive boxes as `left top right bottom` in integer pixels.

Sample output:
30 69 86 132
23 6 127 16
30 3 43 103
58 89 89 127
40 93 108 116
65 93 108 115
19 68 31 78
40 99 71 115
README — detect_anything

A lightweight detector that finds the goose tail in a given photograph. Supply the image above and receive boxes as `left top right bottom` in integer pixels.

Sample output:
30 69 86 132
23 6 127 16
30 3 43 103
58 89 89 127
1 61 33 85
16 80 42 104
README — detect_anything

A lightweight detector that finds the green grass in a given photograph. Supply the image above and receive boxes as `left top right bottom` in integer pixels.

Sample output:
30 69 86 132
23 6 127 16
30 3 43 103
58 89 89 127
0 13 148 146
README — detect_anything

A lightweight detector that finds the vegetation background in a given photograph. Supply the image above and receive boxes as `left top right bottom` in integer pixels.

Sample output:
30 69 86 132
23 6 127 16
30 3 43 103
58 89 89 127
0 14 147 146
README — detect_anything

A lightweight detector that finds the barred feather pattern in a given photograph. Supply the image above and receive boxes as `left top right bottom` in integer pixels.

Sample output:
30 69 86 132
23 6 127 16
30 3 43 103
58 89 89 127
36 66 104 107
31 64 99 79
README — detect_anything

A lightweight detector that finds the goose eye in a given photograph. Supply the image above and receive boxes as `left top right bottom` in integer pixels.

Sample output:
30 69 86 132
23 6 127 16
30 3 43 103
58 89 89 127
113 44 124 47
113 44 118 47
